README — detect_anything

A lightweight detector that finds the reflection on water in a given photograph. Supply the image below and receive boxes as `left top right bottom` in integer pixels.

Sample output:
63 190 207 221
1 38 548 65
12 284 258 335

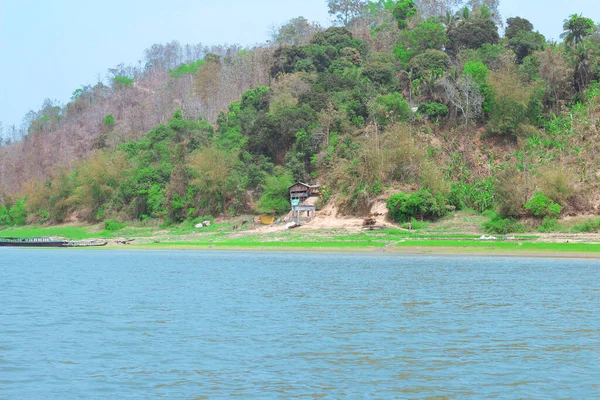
1 249 599 398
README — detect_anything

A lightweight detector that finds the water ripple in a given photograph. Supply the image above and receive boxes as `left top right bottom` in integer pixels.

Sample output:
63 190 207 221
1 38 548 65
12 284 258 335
0 250 599 398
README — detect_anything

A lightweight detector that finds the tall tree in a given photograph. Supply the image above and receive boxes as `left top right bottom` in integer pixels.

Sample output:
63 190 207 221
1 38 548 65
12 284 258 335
505 17 545 63
505 17 533 39
446 14 499 54
561 14 596 46
538 45 574 111
416 0 462 19
328 0 368 26
464 0 502 25
271 17 322 46
368 0 416 29
441 66 484 127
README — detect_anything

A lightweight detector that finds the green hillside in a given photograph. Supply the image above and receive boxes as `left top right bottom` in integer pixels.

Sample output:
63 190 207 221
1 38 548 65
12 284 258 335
1 1 600 235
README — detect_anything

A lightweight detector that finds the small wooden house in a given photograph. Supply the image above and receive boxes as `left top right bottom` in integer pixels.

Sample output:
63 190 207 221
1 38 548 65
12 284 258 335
288 183 320 205
288 182 321 221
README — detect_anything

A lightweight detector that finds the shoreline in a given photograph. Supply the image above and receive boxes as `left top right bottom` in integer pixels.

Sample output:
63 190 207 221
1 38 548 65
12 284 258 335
4 222 600 259
91 242 600 259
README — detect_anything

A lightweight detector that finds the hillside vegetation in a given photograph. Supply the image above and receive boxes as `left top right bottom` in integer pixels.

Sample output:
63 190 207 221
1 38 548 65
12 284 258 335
1 0 600 234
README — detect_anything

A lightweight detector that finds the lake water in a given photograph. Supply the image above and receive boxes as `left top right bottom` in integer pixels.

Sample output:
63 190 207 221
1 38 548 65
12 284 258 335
1 249 599 399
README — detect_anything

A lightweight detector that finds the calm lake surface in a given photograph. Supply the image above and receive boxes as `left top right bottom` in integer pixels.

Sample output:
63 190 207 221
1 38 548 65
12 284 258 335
1 249 599 399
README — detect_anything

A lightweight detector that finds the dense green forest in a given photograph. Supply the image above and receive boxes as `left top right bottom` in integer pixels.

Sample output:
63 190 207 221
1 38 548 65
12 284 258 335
1 0 600 234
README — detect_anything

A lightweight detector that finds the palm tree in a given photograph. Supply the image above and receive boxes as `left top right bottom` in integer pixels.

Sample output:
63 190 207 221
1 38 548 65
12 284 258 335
561 14 596 46
571 42 594 92
475 4 493 21
441 10 459 31
456 6 471 23
418 70 444 102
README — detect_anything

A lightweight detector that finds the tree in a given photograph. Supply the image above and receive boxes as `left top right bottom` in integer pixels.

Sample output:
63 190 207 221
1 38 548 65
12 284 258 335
538 45 574 110
396 17 447 66
440 9 460 31
417 0 462 20
507 31 546 63
464 0 502 26
328 0 368 26
370 93 412 126
188 147 247 216
570 41 600 92
368 0 416 30
441 70 484 126
257 171 294 214
485 67 539 136
504 17 545 63
505 17 534 40
391 0 416 30
561 14 596 46
407 49 450 78
271 16 321 46
446 16 499 54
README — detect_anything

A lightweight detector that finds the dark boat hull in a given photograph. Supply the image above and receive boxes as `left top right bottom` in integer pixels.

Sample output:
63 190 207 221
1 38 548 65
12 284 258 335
0 241 66 248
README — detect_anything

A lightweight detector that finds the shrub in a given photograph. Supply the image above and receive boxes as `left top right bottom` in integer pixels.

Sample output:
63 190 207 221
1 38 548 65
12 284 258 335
537 168 574 205
571 218 600 233
538 217 560 233
386 189 448 223
362 59 397 87
417 102 449 121
370 93 412 126
407 49 450 78
0 205 12 226
485 68 538 136
257 171 293 215
104 218 126 232
401 217 430 230
495 164 527 217
524 191 562 217
8 198 27 226
448 178 495 213
113 76 134 89
482 213 526 234
104 114 115 127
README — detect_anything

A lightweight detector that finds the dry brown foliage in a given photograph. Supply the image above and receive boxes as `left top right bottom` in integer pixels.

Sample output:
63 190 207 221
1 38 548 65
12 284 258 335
329 124 427 214
495 164 528 217
538 46 574 112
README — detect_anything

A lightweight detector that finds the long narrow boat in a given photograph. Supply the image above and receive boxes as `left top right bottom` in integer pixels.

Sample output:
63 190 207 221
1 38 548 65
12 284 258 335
0 237 66 248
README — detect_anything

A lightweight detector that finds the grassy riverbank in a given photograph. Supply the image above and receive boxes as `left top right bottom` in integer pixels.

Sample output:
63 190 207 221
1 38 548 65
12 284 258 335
3 219 600 257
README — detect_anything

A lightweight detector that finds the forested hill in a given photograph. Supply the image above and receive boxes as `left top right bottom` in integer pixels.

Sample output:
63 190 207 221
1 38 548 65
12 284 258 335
1 0 600 233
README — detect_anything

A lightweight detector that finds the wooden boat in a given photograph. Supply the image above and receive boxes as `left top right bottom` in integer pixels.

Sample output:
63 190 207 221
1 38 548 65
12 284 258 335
63 239 108 247
0 237 108 248
0 237 66 248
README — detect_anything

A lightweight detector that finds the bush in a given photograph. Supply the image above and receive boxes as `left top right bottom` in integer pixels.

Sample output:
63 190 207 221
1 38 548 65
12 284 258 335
448 178 495 213
104 218 126 232
0 205 12 226
401 217 430 230
538 217 560 233
8 198 27 226
482 213 526 235
371 93 412 126
257 171 293 215
417 102 449 121
104 114 115 127
386 189 448 223
495 164 527 217
537 168 574 205
571 218 600 233
524 191 562 217
407 49 450 78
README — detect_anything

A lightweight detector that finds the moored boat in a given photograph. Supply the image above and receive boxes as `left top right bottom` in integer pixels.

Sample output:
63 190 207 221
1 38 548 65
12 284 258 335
0 237 66 248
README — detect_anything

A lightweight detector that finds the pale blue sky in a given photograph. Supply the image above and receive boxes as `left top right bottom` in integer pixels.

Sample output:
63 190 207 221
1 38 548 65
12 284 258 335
0 0 598 128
